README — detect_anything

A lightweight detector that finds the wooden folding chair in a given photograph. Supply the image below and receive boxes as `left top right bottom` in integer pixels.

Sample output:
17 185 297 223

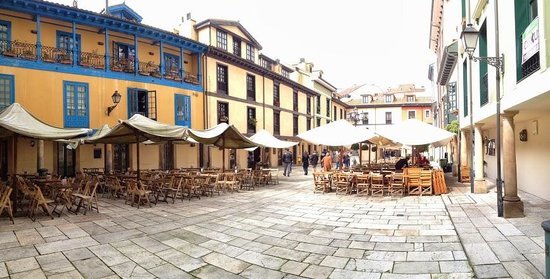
370 173 386 196
125 180 152 208
224 173 240 192
72 181 99 215
420 170 433 195
269 168 279 185
355 174 370 196
335 173 350 195
313 172 329 193
460 165 470 183
0 186 14 224
406 168 422 195
29 185 54 221
215 173 226 193
166 176 185 203
389 172 405 196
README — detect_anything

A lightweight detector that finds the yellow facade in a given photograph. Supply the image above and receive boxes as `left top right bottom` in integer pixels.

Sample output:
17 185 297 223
0 3 206 175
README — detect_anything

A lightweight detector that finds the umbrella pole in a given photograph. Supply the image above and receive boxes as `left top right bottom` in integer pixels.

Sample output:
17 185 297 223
359 143 362 166
12 134 18 213
368 143 371 169
135 135 141 181
222 148 225 172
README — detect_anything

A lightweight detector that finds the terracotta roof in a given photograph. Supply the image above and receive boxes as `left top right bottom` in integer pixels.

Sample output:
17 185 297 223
336 84 367 98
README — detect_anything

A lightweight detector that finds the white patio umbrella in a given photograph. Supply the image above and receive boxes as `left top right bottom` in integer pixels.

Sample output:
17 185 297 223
297 119 376 146
374 119 454 147
249 129 298 149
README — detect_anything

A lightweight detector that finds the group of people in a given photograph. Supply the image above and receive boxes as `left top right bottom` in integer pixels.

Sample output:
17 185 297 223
282 149 353 176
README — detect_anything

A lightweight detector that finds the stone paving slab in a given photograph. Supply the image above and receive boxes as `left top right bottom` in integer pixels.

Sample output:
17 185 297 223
0 174 547 278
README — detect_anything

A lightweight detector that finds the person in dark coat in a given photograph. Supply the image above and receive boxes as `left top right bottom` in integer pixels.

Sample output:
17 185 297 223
310 150 319 171
302 151 310 175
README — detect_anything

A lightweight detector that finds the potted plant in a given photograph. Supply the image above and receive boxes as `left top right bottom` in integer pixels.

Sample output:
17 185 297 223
42 51 56 63
111 61 123 72
2 40 16 57
59 52 72 64
151 67 162 78
139 62 152 76
21 49 35 60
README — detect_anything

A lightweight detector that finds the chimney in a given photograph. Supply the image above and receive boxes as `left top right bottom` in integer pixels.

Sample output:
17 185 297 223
176 13 197 40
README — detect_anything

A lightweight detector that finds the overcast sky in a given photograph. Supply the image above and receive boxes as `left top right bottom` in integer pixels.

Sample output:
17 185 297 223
55 0 435 91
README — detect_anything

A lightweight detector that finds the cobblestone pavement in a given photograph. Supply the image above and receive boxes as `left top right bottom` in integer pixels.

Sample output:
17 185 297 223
0 173 547 278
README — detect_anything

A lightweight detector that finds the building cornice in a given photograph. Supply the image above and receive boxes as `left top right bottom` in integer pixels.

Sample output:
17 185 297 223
207 47 320 97
0 0 207 53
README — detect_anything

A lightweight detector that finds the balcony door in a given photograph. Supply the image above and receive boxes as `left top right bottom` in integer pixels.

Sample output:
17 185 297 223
57 143 75 177
0 139 7 181
113 42 135 71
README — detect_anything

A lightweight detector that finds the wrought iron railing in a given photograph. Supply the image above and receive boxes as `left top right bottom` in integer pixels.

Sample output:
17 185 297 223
0 40 37 60
0 40 201 85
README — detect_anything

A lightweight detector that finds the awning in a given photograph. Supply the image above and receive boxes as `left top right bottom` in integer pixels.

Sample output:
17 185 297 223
437 40 458 85
297 119 376 146
0 103 91 140
375 119 454 147
86 114 187 144
249 130 298 149
186 123 257 149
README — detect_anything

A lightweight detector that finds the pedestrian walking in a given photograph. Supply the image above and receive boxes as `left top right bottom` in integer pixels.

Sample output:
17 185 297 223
322 152 332 172
302 151 310 175
282 149 293 176
333 151 340 169
310 150 319 171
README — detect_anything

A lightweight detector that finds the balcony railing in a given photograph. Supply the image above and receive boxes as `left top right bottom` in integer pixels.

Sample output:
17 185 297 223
0 40 200 86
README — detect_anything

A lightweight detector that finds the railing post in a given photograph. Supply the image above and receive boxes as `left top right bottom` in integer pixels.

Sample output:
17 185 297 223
542 220 550 278
35 15 41 63
105 29 109 72
72 22 77 67
134 34 138 76
180 46 184 84
159 41 164 80
197 52 202 86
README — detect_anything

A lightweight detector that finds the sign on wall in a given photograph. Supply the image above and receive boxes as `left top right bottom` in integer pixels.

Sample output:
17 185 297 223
522 17 539 64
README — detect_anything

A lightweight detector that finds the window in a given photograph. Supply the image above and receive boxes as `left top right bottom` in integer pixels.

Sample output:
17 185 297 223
128 89 157 120
0 20 11 51
306 97 311 114
216 30 227 50
448 82 457 111
175 94 191 127
164 53 180 75
0 74 14 110
260 58 272 70
282 69 290 78
425 110 430 118
333 106 337 120
325 99 330 117
408 111 416 119
385 112 392 124
362 96 368 103
340 109 343 119
479 22 488 106
113 42 135 71
57 31 81 62
463 60 468 117
316 117 321 127
515 0 539 81
233 37 241 56
63 81 89 127
316 96 321 114
273 112 280 135
406 95 415 102
246 74 255 101
385 95 393 103
247 107 256 133
217 102 229 123
362 112 369 125
307 117 311 130
246 43 255 61
293 116 298 135
217 64 228 94
273 83 280 107
293 90 298 111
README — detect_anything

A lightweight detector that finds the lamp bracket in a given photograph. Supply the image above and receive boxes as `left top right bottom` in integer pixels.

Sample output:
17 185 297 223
471 54 505 74
107 104 118 116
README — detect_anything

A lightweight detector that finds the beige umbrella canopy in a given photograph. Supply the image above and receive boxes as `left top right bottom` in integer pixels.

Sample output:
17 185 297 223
249 129 298 149
86 114 188 179
186 123 258 171
297 119 376 146
0 103 92 139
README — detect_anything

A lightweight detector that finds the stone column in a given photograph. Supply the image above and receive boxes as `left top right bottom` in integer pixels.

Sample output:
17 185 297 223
105 144 113 174
474 124 487 193
502 111 524 218
460 129 468 168
37 140 44 172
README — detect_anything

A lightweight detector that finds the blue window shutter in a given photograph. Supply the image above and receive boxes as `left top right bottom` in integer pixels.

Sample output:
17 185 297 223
0 74 14 110
63 81 88 128
127 88 137 118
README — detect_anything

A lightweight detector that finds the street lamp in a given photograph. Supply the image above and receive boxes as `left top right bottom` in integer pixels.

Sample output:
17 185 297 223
461 19 505 217
348 107 362 165
107 90 122 116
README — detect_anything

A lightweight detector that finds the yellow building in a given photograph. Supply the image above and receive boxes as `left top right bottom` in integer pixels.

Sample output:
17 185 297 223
0 1 206 177
178 18 322 168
